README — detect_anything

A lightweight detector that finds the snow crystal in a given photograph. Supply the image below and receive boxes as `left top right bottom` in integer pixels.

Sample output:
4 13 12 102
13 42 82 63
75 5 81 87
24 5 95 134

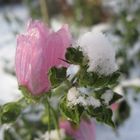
77 96 88 106
77 31 118 75
37 129 66 140
67 65 80 81
67 87 101 107
67 87 80 104
101 90 113 105
86 96 101 108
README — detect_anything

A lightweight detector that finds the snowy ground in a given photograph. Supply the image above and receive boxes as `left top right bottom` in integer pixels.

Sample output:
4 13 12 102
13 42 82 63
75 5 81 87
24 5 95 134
0 4 140 140
96 93 140 140
0 5 28 105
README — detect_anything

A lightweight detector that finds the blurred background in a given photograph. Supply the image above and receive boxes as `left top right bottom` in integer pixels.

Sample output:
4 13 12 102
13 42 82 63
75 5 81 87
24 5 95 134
0 0 140 139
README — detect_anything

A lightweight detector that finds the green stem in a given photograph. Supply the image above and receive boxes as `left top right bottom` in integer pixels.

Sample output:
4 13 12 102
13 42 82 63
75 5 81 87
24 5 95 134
39 0 49 25
45 96 61 139
50 106 61 139
46 97 51 140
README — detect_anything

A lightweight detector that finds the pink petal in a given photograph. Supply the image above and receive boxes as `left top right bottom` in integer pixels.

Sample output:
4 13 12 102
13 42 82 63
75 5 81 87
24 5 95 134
15 21 72 95
59 119 96 140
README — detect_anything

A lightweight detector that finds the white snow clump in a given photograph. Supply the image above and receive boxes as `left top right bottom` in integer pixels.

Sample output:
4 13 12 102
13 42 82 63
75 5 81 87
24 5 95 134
38 129 66 140
101 90 113 105
77 31 118 75
67 87 101 108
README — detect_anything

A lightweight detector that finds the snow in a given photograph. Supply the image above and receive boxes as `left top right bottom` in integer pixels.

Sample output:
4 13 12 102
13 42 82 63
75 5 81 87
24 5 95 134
86 96 101 107
67 65 80 81
67 87 101 107
0 3 140 140
0 70 22 105
121 78 140 87
96 93 140 140
36 129 66 140
101 90 113 105
67 87 80 104
77 31 118 75
0 5 28 105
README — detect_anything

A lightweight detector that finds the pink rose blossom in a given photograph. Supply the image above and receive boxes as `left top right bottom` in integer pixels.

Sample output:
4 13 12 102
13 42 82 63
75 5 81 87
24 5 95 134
59 118 96 140
15 20 71 96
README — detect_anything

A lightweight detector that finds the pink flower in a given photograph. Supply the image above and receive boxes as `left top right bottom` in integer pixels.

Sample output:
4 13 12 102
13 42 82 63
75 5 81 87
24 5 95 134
111 103 119 111
15 20 71 96
59 118 96 140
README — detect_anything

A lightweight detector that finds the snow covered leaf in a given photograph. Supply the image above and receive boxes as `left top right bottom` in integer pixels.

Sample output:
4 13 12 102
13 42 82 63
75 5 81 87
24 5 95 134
66 87 101 108
94 87 122 105
59 96 84 124
109 92 122 105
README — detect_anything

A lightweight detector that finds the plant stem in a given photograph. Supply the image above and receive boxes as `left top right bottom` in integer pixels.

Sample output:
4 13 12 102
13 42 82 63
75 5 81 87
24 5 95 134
44 95 61 139
39 0 49 25
46 97 51 140
50 106 61 140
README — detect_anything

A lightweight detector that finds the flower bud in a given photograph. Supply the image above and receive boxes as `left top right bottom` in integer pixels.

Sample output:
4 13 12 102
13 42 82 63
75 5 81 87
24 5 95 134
15 20 71 95
59 118 96 140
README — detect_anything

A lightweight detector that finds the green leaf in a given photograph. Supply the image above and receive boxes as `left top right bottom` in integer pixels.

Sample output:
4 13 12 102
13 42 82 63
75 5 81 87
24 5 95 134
78 70 97 87
94 88 123 105
115 100 130 127
59 96 84 124
92 71 120 88
0 102 22 124
108 71 120 85
4 129 16 140
109 92 123 105
52 80 71 96
78 68 111 88
19 86 44 103
94 87 110 99
48 67 67 88
65 47 84 65
94 75 110 87
87 106 115 128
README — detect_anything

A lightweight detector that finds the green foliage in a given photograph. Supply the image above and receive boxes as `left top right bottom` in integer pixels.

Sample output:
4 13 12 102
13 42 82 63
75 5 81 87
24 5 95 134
3 104 48 140
87 106 115 128
65 47 84 65
52 81 71 96
0 102 22 124
108 71 120 85
78 69 98 87
78 67 120 88
59 96 84 124
109 92 122 105
48 67 67 88
73 0 106 26
19 86 46 103
94 87 123 105
4 129 16 140
115 100 130 127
